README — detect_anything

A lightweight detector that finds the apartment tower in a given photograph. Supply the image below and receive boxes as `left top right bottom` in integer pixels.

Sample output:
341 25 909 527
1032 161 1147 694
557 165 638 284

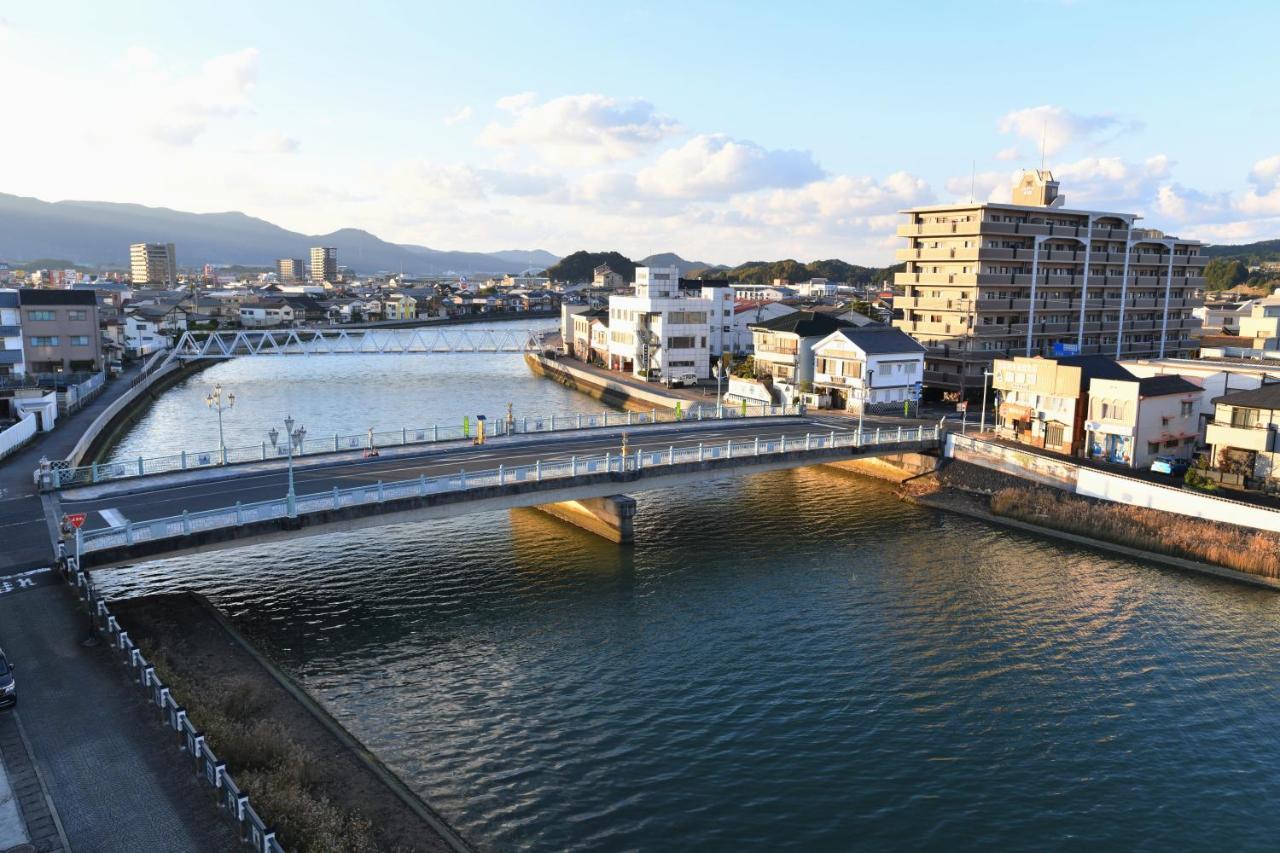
310 247 337 283
129 242 178 286
894 170 1207 395
276 258 306 284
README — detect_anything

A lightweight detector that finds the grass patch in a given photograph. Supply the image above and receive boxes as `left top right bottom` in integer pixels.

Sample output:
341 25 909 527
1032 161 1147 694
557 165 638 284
989 486 1280 579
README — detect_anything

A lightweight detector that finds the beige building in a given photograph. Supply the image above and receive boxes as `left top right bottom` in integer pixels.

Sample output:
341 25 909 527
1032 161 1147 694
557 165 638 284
129 242 177 286
276 258 305 284
1084 374 1201 468
310 247 337 283
895 170 1207 395
1205 385 1280 485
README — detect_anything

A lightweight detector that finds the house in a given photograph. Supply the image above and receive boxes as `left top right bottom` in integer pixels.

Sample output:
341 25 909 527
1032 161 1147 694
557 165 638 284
991 355 1135 455
1205 384 1280 486
593 264 626 289
18 288 102 374
607 266 713 380
730 301 798 355
748 311 854 389
382 293 417 321
239 300 296 328
796 278 839 300
811 325 926 412
1085 375 1202 467
123 312 166 356
281 294 328 324
128 302 189 333
569 309 607 362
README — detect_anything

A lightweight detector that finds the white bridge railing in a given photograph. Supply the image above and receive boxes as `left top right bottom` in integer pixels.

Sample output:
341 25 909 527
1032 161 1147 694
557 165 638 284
45 403 799 489
77 425 939 555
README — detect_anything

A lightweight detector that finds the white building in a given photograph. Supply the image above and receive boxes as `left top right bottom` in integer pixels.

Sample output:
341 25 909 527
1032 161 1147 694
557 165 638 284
0 290 24 376
607 267 713 380
730 301 798 355
1085 375 1202 467
239 301 296 328
796 278 839 300
123 314 165 356
812 326 926 412
731 283 799 302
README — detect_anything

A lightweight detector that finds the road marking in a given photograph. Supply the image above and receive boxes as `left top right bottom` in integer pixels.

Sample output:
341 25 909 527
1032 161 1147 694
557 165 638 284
100 508 128 527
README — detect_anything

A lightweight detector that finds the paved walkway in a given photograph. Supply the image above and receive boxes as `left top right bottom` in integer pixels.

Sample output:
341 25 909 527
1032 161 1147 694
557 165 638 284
0 711 66 852
0 365 144 575
0 585 238 852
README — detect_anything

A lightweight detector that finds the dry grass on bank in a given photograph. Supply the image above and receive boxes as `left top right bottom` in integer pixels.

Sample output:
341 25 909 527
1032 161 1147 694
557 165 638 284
989 486 1280 579
143 649 382 853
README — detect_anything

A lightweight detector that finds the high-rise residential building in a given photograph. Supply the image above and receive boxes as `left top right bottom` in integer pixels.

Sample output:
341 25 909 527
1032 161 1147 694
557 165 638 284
310 247 337 283
276 258 306 284
129 243 178 286
894 170 1207 395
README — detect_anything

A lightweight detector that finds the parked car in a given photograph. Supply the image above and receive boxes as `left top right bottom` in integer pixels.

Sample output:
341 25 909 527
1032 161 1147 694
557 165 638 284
0 647 15 710
669 372 699 387
1150 455 1190 477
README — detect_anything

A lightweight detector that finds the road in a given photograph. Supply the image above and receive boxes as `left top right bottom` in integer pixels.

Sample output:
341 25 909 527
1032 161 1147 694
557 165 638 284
59 415 933 532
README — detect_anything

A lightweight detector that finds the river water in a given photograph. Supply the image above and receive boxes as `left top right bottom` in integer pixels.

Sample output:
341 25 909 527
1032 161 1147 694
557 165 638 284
94 337 1280 851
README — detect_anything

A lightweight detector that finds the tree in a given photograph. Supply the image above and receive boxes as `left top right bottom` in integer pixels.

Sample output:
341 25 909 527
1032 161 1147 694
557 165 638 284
1204 258 1248 291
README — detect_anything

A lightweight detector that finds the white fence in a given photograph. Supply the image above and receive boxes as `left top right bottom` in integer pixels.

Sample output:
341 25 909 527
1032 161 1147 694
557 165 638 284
48 403 799 489
0 413 37 460
947 433 1280 534
78 425 939 554
59 371 106 415
63 560 285 853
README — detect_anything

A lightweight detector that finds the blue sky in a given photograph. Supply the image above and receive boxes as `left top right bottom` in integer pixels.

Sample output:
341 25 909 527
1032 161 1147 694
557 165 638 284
3 0 1279 264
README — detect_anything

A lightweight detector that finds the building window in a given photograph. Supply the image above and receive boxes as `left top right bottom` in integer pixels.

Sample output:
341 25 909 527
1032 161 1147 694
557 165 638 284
28 310 56 321
68 310 88 321
1180 401 1194 417
1147 442 1160 455
29 336 59 346
70 335 90 346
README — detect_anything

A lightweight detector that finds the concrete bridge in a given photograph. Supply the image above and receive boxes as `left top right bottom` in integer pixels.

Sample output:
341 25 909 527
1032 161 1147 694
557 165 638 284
56 417 941 568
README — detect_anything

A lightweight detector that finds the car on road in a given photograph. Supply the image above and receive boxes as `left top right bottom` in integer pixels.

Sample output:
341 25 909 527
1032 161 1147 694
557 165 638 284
0 647 15 710
1150 455 1190 477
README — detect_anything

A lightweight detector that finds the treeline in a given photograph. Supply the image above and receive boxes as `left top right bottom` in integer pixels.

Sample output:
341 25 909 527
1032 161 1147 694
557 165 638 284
543 250 902 286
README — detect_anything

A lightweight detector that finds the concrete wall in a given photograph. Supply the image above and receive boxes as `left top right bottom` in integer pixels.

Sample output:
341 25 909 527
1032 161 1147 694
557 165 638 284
526 353 688 411
946 433 1080 490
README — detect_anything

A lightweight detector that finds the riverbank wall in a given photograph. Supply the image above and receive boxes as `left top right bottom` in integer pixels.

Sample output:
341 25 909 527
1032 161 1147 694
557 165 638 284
109 590 471 852
525 353 692 412
73 359 215 467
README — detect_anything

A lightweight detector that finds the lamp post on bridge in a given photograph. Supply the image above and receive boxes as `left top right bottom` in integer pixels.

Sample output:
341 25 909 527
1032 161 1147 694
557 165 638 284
268 415 306 518
205 383 235 462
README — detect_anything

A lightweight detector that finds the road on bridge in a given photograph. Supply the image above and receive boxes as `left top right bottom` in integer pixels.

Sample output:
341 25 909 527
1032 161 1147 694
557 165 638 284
57 415 930 535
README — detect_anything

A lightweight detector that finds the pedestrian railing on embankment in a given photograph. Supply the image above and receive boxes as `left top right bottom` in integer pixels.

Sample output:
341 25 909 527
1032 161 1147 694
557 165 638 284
76 424 939 555
43 403 801 490
62 558 286 853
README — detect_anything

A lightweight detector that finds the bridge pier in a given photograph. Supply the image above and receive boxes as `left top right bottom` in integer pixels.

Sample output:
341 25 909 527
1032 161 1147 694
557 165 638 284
534 494 636 544
824 451 939 483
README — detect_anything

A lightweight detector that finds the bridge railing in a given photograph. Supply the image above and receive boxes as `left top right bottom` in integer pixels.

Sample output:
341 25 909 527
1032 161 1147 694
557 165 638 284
77 424 938 555
45 403 800 489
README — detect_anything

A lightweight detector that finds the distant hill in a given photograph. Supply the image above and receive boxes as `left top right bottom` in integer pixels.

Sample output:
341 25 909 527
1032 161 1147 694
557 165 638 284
490 249 561 269
1202 239 1280 262
638 252 724 276
543 250 637 283
0 192 555 275
690 258 904 286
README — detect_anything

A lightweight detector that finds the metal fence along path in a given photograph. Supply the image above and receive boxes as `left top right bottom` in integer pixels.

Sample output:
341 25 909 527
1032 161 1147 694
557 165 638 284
76 425 939 555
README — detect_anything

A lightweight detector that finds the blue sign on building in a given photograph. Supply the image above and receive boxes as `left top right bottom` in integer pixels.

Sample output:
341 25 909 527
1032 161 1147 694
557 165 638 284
1051 342 1080 357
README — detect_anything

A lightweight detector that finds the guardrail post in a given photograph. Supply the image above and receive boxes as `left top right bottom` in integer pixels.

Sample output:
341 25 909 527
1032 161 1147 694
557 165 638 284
754 436 760 456
636 450 643 470
418 475 427 495
897 426 902 442
524 416 529 433
627 411 633 426
725 440 732 458
125 523 134 545
652 408 657 425
577 413 583 429
830 430 836 448
377 480 384 501
875 428 880 444
180 450 187 470
91 461 99 483
697 443 704 462
604 452 611 472
805 433 811 450
697 406 703 421
402 427 407 445
182 511 191 534
138 456 144 476
498 465 505 485
603 412 609 427
459 469 466 488
669 445 675 464
235 502 243 524
334 433 339 452
221 446 228 465
571 456 577 476
433 424 439 442
536 459 542 481
333 486 341 508
551 414 556 431
261 442 266 461
780 435 787 452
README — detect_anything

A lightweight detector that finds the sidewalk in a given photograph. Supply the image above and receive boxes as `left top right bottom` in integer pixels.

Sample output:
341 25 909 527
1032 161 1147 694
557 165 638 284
0 711 67 852
0 585 238 852
0 364 143 575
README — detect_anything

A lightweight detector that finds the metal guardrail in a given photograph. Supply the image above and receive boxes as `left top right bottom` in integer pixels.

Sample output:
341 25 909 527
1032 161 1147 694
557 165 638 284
77 425 939 554
62 559 285 853
45 403 799 489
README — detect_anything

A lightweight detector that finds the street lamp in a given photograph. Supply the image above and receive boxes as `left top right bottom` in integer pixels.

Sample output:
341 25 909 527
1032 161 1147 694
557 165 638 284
268 415 306 517
205 383 235 462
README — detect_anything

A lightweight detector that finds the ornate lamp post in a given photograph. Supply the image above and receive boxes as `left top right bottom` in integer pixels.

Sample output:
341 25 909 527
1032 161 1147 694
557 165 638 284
268 415 306 517
206 384 235 462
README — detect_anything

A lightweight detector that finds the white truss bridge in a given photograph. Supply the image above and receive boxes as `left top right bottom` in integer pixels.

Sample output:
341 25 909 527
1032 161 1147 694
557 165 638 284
164 327 547 364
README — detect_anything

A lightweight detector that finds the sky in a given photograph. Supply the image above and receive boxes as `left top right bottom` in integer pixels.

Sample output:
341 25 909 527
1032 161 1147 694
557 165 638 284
3 0 1279 266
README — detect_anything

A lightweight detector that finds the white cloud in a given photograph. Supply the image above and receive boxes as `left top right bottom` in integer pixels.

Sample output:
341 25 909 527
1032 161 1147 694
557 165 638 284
634 134 823 199
997 105 1141 157
443 106 474 126
995 146 1022 162
253 131 300 154
479 93 680 165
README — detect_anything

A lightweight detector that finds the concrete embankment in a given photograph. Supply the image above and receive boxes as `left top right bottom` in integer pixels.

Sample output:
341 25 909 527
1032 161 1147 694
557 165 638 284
111 592 471 852
525 353 692 412
76 359 214 467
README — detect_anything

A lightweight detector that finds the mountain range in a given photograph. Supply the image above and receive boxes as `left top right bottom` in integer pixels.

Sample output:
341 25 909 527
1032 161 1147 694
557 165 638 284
0 192 560 275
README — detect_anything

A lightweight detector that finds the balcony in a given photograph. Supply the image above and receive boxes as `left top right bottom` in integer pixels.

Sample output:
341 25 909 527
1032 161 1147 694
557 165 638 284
1207 421 1276 454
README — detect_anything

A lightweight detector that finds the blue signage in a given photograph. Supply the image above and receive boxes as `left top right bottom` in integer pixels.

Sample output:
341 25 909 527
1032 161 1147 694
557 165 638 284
1051 342 1080 357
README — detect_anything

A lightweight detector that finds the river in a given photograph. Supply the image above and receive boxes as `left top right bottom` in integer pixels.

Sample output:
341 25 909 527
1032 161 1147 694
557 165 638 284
94 337 1280 851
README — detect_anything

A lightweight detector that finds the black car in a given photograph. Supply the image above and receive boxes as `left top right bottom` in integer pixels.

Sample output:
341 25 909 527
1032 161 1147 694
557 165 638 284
0 647 15 710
